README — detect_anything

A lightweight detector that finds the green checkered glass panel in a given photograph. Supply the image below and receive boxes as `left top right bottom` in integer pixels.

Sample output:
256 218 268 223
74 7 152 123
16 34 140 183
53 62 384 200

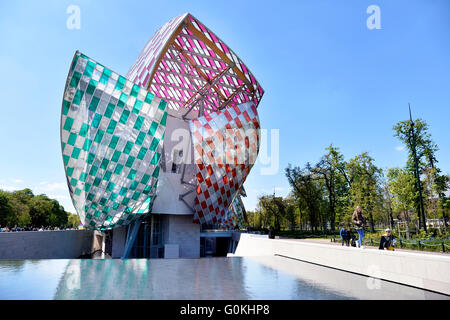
61 51 167 230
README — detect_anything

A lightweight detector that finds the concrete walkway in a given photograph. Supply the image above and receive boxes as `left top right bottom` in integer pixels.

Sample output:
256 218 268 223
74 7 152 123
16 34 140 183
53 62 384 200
277 237 450 256
233 233 450 295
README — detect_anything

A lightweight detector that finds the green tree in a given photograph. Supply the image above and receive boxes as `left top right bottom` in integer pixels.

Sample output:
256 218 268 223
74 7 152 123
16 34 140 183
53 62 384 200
257 194 286 231
286 163 324 232
0 190 32 227
48 199 68 227
283 195 297 231
0 188 69 228
28 195 68 227
387 167 416 238
11 188 34 204
434 174 449 231
394 118 439 229
29 195 54 227
346 152 382 232
8 196 31 227
314 144 349 231
255 200 270 229
380 172 395 229
0 190 13 226
67 212 81 228
246 210 257 229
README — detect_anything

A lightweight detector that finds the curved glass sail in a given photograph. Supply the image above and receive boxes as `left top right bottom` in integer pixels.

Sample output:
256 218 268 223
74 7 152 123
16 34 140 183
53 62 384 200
60 51 167 230
189 102 260 227
125 13 265 229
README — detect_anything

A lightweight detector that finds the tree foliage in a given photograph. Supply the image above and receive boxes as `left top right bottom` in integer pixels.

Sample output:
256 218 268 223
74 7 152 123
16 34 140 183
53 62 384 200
313 145 349 231
346 152 382 232
393 118 440 227
286 163 324 231
0 188 71 228
250 118 447 234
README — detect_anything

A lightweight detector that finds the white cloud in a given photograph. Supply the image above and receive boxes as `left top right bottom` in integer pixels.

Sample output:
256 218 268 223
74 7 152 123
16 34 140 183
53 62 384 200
395 146 405 151
251 187 286 195
0 180 74 212
0 178 26 191
1 181 68 194
47 195 70 201
0 178 24 185
38 182 67 192
0 185 19 191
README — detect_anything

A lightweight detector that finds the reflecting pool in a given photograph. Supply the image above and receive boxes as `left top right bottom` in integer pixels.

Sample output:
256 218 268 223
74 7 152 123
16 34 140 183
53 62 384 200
0 256 448 300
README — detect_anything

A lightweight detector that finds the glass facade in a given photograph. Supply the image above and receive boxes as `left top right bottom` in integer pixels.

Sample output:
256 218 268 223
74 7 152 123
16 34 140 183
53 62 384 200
61 52 168 230
128 215 163 258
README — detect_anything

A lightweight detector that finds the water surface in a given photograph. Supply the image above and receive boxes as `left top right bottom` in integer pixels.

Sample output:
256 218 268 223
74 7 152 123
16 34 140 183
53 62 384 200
0 257 447 300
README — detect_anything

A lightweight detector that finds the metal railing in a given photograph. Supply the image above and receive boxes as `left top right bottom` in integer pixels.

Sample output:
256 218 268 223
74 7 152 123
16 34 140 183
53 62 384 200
331 235 450 253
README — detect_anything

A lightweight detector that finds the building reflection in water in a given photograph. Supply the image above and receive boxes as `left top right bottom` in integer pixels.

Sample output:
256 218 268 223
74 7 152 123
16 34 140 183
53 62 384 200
54 258 253 300
53 257 360 300
1 256 445 300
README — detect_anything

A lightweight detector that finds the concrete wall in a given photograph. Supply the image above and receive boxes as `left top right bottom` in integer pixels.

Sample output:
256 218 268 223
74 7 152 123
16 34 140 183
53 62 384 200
111 226 127 258
152 172 196 215
151 115 196 216
0 230 101 259
232 234 450 295
110 215 200 259
162 214 200 258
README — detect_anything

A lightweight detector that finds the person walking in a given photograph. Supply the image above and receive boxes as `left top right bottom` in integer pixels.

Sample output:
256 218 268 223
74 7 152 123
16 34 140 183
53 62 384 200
379 228 396 251
339 226 349 246
352 206 366 248
347 227 356 247
268 226 275 239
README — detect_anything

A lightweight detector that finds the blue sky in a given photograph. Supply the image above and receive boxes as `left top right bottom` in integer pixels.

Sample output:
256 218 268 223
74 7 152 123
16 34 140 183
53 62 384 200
0 0 449 214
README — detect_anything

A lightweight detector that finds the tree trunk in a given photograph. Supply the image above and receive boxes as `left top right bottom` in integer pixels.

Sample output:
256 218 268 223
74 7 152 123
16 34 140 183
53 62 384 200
442 203 448 233
405 211 411 239
275 215 280 231
387 197 394 230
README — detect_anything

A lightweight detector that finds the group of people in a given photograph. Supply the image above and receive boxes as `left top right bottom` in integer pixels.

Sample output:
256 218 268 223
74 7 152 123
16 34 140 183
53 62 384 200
0 226 74 232
339 226 357 247
340 206 396 251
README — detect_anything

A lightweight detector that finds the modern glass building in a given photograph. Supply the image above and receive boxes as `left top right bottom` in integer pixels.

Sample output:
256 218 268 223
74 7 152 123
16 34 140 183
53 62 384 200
61 13 264 259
